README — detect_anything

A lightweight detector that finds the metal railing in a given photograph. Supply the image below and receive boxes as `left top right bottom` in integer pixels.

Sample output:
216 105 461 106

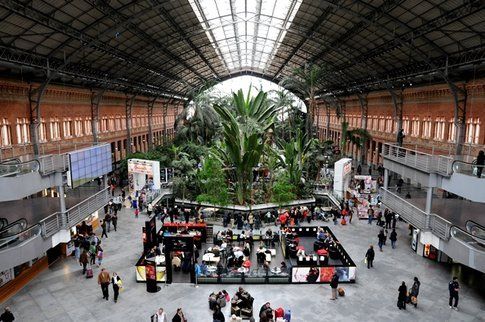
429 214 452 240
380 188 429 230
65 187 111 228
38 154 69 174
382 143 453 175
40 212 64 238
0 224 42 250
452 159 484 178
0 218 28 238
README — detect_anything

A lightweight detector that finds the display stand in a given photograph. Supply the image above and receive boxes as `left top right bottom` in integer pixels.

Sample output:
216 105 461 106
145 258 161 293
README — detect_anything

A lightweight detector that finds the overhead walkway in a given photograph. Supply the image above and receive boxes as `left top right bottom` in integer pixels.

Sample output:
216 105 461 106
0 154 69 202
381 188 485 273
382 143 485 202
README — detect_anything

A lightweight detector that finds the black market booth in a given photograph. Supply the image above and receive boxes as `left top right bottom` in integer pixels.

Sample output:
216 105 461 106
196 225 357 285
136 220 208 285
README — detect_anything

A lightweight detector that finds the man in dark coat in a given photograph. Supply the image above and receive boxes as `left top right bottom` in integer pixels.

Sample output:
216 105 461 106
365 245 375 269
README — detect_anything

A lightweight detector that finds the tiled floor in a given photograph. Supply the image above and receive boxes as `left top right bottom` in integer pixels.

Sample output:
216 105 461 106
2 205 485 322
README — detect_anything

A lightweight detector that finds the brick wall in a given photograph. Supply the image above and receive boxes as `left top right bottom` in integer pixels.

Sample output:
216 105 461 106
315 79 485 164
0 79 183 161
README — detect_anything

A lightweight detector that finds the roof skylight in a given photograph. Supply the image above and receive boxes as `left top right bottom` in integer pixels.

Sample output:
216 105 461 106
189 0 302 73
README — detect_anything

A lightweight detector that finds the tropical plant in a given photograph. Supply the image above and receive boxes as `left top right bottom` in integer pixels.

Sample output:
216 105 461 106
275 129 315 196
213 89 279 205
280 64 327 140
271 174 296 206
196 156 229 205
175 81 221 145
340 121 371 157
269 89 294 139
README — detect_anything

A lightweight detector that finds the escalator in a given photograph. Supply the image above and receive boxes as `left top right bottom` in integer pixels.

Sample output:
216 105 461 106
0 218 28 239
443 225 485 273
466 220 485 241
0 159 39 177
0 218 7 231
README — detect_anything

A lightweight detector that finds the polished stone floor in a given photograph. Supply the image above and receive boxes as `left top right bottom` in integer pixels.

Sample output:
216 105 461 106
3 205 485 322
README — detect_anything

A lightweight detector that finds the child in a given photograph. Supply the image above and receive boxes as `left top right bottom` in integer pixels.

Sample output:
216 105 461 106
135 208 139 218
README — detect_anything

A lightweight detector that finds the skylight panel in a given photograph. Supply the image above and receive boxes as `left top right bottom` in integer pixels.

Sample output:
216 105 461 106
189 0 302 72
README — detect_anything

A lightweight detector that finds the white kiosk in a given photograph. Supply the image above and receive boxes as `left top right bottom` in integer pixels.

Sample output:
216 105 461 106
333 158 352 199
127 159 161 194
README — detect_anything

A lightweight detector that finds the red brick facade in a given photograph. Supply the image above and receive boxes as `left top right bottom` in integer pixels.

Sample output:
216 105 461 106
0 79 183 161
315 79 485 164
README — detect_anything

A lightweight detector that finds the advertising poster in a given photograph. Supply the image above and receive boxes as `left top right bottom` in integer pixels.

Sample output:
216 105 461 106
0 269 13 287
291 267 320 283
319 267 335 282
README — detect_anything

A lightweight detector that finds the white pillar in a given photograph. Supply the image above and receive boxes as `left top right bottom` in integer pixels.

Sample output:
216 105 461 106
425 187 433 214
384 169 389 189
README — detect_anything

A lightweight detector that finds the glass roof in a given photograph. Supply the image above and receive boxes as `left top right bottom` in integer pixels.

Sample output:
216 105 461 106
189 0 302 73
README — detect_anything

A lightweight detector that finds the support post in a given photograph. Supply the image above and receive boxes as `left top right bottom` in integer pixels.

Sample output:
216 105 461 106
125 95 136 155
449 83 467 156
162 99 169 145
389 89 404 144
357 93 369 164
28 83 48 156
90 90 104 145
425 187 433 214
147 97 157 151
325 101 331 140
383 168 389 189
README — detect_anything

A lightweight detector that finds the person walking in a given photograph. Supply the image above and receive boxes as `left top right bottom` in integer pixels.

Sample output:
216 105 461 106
410 277 420 308
330 272 339 300
111 272 122 303
449 276 460 310
152 308 167 322
89 242 97 265
365 245 375 269
98 268 111 300
397 281 407 310
79 249 89 274
390 229 398 249
101 220 108 238
367 206 374 224
105 213 112 232
0 307 15 322
213 305 225 322
112 213 118 232
476 150 485 178
96 246 104 267
172 308 186 322
397 129 405 146
377 229 386 252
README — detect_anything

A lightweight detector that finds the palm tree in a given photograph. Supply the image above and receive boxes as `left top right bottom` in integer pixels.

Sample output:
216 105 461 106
212 89 279 205
341 121 371 157
175 81 221 145
279 64 327 140
269 89 294 140
275 129 315 195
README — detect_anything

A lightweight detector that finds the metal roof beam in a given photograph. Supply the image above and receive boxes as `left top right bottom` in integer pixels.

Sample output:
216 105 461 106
149 0 221 79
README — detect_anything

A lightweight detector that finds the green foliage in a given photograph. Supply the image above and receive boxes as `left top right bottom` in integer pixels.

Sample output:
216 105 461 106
213 88 279 205
340 121 371 156
271 174 296 206
279 64 327 140
196 156 229 206
275 129 315 197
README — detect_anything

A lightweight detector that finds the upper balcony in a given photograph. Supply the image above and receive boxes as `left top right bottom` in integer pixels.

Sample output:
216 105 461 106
380 188 485 273
381 143 485 202
0 154 69 202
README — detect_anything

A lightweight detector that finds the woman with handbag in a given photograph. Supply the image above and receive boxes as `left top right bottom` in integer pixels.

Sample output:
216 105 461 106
172 308 187 322
410 277 421 307
111 272 122 303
